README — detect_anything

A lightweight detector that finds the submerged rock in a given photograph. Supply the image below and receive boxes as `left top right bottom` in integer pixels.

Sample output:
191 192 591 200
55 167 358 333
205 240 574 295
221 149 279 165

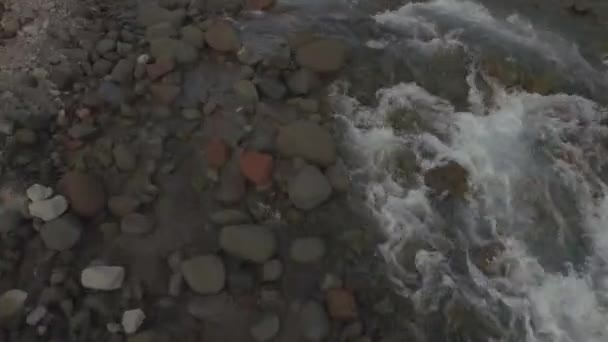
205 19 240 52
299 301 330 341
296 38 347 73
59 172 106 218
81 266 125 290
288 165 332 210
40 215 82 251
0 289 28 322
277 121 336 167
250 313 280 341
290 237 326 263
180 255 226 294
424 161 469 197
219 225 277 263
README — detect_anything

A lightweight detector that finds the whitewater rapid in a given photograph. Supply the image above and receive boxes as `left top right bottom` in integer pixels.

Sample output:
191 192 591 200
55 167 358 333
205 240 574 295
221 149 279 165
332 0 608 341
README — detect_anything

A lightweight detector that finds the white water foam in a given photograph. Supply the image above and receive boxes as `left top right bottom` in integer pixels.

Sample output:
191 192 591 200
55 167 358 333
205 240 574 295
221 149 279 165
333 74 608 340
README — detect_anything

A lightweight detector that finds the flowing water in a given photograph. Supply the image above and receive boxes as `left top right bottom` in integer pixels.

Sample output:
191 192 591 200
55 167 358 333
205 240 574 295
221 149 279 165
251 0 608 340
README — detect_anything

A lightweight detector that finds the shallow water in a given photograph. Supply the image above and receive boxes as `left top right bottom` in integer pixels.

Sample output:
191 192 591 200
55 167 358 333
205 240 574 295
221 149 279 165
262 0 608 341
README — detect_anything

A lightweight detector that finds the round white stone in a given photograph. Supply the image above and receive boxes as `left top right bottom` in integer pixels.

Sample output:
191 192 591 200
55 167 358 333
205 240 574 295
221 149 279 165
81 266 125 290
122 308 146 334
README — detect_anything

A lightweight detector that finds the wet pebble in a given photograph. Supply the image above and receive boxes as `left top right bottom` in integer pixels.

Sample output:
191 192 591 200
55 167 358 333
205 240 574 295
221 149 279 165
277 121 336 167
215 157 246 204
234 80 259 103
28 195 68 221
250 313 280 341
290 237 326 263
255 77 287 100
180 255 225 294
96 39 116 54
299 301 330 341
25 306 47 326
113 144 137 171
40 214 82 251
219 225 277 263
121 213 153 235
122 308 145 334
0 289 28 322
326 289 358 320
295 38 347 73
59 172 106 218
204 19 240 52
81 266 125 291
26 184 53 202
261 259 282 282
180 25 204 48
287 68 320 95
326 159 350 192
288 165 332 210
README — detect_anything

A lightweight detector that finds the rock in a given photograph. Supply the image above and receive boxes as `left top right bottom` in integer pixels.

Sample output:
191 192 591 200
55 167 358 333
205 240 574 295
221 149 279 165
121 213 153 235
175 40 199 64
113 144 137 171
0 289 28 322
146 58 175 80
246 0 275 10
117 42 134 56
215 157 246 204
250 314 280 341
205 20 240 52
122 309 146 334
181 108 201 120
1 15 20 37
287 98 319 113
180 255 225 294
96 39 116 54
290 237 326 263
149 38 178 61
288 165 332 210
0 209 21 234
255 77 287 100
111 59 135 84
49 64 76 90
99 81 129 107
326 289 358 320
239 151 273 186
277 121 336 166
233 80 259 103
261 259 282 281
300 301 330 341
26 306 47 326
15 128 37 144
128 330 170 342
59 172 106 218
424 161 469 197
205 138 230 169
219 225 276 263
26 184 53 202
145 22 177 40
210 210 250 226
149 84 181 105
40 215 82 251
68 122 97 139
296 38 347 73
168 273 183 297
237 45 263 65
137 6 185 27
28 195 69 222
187 293 237 322
108 196 140 217
287 69 320 95
320 273 343 291
326 160 350 192
181 25 204 48
81 266 125 291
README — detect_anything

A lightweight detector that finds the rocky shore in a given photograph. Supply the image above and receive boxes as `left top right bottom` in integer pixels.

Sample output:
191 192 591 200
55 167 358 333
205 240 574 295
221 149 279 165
0 0 414 341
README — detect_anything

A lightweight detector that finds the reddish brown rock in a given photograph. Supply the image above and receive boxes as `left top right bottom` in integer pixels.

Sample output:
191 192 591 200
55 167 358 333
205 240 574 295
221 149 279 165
149 84 180 105
239 151 273 186
205 139 230 169
146 58 175 80
326 289 358 320
246 0 275 10
424 160 469 197
204 20 240 52
59 172 106 218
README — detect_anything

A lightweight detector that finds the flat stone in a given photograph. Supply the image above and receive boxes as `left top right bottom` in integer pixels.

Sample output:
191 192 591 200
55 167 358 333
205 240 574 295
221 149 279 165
215 157 246 204
239 151 273 185
111 59 135 84
205 19 240 52
296 38 347 73
28 195 68 222
219 225 276 263
0 289 28 322
277 121 336 167
181 25 204 48
210 210 250 226
108 196 140 217
290 237 326 263
233 80 259 103
145 22 177 40
121 213 154 235
26 184 53 202
180 255 225 294
96 39 116 54
288 165 332 210
299 301 330 341
40 215 82 251
250 313 280 341
81 266 125 291
122 308 146 334
287 69 320 95
255 77 287 100
261 259 282 281
93 59 114 76
113 144 137 171
59 172 106 218
137 6 185 27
